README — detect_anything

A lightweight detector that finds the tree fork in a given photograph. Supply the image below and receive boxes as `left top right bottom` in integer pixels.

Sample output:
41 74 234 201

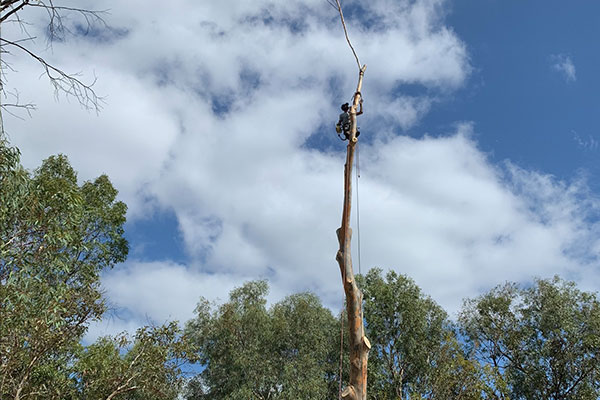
336 65 370 400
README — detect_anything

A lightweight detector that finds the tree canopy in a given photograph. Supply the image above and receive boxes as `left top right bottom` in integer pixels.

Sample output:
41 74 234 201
4 136 600 399
357 268 488 399
0 139 190 399
460 276 600 400
1 140 126 398
184 280 341 399
183 272 600 400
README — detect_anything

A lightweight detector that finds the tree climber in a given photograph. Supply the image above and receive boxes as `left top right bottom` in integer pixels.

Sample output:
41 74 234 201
336 95 363 140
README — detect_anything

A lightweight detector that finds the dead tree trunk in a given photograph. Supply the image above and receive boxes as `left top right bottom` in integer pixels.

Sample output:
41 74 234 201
336 64 370 400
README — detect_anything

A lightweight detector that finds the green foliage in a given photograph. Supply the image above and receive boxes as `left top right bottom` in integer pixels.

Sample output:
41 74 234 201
460 276 600 400
359 268 484 399
75 322 193 400
0 141 128 398
184 281 340 399
0 140 187 399
7 136 600 399
184 272 600 400
271 292 342 398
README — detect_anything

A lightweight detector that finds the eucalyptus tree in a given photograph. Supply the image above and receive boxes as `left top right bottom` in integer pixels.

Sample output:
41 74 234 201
0 140 127 398
1 140 190 399
360 268 485 399
460 276 600 400
184 280 340 399
74 322 192 400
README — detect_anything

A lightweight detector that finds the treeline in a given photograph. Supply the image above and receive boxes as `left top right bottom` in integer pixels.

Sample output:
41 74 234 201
183 271 600 400
2 140 600 400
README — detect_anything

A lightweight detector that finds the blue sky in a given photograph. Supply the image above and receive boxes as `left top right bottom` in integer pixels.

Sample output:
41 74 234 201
4 0 600 338
439 1 600 185
128 1 600 266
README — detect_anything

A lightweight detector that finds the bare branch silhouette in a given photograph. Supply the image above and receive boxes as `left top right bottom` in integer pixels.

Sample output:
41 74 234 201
332 0 361 70
1 37 101 111
0 1 108 116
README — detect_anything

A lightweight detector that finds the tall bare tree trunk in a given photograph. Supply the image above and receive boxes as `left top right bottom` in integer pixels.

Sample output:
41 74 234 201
336 65 370 400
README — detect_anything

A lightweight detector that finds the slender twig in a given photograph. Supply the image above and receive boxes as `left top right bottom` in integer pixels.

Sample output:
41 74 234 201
327 0 338 10
1 88 36 117
0 1 107 112
26 2 108 44
332 0 361 70
29 4 109 16
0 37 102 111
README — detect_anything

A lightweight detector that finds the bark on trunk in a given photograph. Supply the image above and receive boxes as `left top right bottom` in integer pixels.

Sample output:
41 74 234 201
336 65 370 400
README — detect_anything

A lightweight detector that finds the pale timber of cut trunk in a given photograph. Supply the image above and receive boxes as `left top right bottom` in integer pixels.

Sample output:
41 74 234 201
336 65 371 400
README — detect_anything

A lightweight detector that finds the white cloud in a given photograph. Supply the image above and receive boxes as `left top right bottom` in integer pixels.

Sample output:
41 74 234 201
93 127 600 331
551 54 576 82
3 62 182 217
86 259 294 342
85 316 144 345
101 261 240 323
4 0 600 334
572 130 599 151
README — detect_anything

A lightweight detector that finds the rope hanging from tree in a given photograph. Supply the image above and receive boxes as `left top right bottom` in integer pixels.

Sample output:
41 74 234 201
339 307 344 400
356 142 362 277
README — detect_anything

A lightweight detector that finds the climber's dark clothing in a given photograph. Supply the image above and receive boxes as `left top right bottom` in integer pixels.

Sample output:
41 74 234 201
336 100 363 141
338 111 350 134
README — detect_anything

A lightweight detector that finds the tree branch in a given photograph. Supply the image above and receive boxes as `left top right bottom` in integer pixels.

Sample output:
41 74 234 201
0 1 108 114
332 0 361 70
0 0 28 24
104 349 145 400
0 37 101 111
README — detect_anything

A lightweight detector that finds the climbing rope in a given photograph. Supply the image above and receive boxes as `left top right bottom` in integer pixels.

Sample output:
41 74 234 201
338 307 344 400
356 142 362 276
356 142 365 339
